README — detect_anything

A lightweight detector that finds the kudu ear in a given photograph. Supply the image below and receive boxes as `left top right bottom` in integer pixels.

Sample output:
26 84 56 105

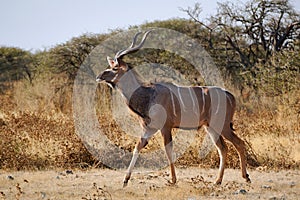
119 63 129 71
107 56 118 67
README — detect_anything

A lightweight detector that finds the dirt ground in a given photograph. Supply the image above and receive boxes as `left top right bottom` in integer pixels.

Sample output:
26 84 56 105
0 167 299 200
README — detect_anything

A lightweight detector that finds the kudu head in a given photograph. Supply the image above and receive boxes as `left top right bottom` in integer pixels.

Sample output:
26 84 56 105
96 30 152 88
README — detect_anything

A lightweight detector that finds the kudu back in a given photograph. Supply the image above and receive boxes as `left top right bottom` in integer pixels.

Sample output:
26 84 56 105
96 30 251 187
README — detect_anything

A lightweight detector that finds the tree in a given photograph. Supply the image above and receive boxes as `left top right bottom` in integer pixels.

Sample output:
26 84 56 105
0 47 35 83
49 33 107 81
183 0 300 68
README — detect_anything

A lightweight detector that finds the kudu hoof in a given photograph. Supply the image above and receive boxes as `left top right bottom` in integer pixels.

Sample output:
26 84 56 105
167 179 177 186
245 174 251 183
123 181 128 188
214 179 222 185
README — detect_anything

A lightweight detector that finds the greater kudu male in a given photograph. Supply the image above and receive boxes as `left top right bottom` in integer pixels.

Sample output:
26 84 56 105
96 30 251 187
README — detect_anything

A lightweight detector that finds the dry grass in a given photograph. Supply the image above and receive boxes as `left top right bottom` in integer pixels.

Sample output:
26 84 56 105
0 106 95 170
1 42 298 170
0 77 299 200
0 76 299 171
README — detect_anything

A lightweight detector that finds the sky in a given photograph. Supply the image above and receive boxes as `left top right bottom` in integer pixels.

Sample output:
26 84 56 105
1 0 300 52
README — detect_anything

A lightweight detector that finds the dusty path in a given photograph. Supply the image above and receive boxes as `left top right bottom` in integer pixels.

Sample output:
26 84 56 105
0 167 299 199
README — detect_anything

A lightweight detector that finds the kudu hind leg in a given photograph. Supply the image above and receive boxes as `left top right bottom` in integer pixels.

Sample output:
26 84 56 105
205 127 228 184
223 129 251 183
161 127 177 184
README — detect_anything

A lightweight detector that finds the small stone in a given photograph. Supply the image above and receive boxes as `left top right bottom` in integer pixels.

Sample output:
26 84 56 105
40 192 46 199
269 197 277 200
262 185 272 189
66 170 73 174
289 182 296 187
58 172 65 176
210 192 218 196
234 189 247 195
239 189 247 194
7 175 14 180
269 195 286 200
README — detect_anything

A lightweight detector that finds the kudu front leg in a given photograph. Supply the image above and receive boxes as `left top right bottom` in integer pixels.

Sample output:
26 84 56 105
123 127 158 187
123 137 148 187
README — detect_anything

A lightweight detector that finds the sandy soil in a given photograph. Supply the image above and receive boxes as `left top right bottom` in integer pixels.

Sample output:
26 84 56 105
0 167 299 200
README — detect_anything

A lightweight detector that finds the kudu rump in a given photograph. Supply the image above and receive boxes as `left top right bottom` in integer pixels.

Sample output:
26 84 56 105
96 30 251 187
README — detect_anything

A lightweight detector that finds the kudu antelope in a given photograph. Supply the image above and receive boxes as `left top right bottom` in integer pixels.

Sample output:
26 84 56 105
96 30 251 187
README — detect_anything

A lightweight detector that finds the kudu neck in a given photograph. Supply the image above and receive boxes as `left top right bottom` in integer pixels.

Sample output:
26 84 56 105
116 69 143 102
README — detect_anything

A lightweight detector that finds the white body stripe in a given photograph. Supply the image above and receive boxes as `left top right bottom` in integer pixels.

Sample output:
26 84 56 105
188 87 195 108
201 88 205 115
215 89 220 114
170 91 177 117
177 87 186 111
227 93 233 108
188 87 198 116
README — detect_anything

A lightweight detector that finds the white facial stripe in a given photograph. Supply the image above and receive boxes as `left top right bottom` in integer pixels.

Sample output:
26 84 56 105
111 73 119 82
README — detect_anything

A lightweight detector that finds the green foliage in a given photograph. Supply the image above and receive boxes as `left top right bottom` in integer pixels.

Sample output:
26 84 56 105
199 1 299 97
48 33 108 81
0 47 36 92
255 52 300 96
140 18 203 36
213 0 299 65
